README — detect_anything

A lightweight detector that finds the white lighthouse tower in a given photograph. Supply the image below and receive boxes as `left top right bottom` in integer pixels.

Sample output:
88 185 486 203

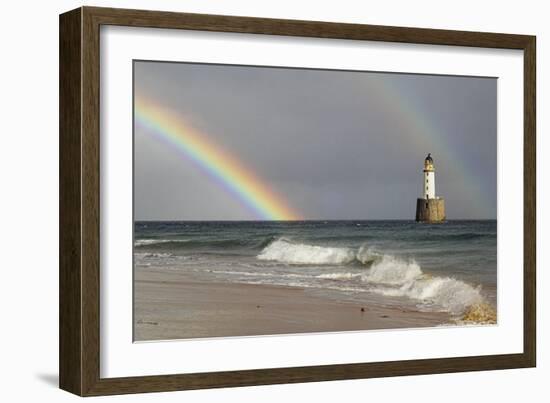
423 153 436 199
415 153 445 222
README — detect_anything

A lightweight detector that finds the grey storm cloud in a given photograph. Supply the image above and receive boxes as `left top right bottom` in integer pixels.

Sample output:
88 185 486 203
134 61 497 221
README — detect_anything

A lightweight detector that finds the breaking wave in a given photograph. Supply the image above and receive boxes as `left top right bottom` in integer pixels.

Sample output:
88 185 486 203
257 238 494 318
257 238 355 264
257 238 379 265
362 255 488 316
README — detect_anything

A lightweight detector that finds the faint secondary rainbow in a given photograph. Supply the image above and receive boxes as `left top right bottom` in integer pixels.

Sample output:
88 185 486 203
363 74 496 218
134 95 301 221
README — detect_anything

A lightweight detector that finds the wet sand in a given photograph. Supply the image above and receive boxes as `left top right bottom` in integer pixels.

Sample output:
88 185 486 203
134 267 451 341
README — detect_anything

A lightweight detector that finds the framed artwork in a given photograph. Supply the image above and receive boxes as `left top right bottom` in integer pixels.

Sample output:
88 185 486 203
59 6 536 396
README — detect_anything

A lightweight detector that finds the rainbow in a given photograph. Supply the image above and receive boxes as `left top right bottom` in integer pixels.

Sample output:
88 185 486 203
134 95 301 221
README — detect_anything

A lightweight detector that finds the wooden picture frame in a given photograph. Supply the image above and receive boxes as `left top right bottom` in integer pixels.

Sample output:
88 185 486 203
59 6 536 396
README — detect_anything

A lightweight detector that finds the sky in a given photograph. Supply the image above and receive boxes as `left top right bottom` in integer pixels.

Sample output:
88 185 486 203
134 60 497 221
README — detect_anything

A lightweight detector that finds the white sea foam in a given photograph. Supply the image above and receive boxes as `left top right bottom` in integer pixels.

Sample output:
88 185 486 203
317 272 362 280
258 238 356 264
356 245 379 264
135 252 174 258
362 255 422 285
254 238 488 315
134 239 172 246
257 238 381 265
363 255 484 314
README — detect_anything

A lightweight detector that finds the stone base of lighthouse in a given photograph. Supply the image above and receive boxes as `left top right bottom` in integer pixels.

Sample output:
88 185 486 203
415 198 446 223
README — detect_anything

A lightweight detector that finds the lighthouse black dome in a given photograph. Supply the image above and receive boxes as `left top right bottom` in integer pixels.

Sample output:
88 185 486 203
425 153 433 162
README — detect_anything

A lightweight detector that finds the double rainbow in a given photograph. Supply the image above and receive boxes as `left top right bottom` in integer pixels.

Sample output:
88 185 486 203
134 95 301 221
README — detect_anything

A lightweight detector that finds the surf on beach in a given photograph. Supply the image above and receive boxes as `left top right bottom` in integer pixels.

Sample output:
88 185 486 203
134 220 497 341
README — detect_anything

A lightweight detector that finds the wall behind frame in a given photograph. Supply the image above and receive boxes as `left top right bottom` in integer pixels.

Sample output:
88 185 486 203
0 0 546 402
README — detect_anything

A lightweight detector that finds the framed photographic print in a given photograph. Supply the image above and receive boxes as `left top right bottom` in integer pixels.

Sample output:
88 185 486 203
59 6 536 396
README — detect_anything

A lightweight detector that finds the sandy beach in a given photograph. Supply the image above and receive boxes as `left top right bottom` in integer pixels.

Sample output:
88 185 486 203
134 267 451 341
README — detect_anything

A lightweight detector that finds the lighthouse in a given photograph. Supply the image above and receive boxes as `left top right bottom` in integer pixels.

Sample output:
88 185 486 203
415 153 446 222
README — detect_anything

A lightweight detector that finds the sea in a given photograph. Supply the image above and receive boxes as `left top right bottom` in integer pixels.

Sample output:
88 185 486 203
134 220 497 320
